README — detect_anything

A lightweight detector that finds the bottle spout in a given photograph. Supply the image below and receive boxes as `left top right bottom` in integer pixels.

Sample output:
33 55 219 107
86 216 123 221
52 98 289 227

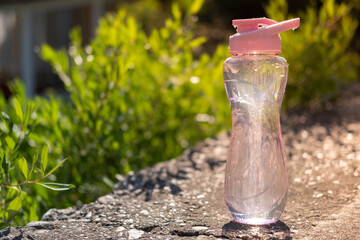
263 18 300 36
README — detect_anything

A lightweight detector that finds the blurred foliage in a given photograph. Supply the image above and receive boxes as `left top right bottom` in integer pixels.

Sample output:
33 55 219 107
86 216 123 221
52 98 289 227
32 0 228 207
0 86 73 229
266 0 360 109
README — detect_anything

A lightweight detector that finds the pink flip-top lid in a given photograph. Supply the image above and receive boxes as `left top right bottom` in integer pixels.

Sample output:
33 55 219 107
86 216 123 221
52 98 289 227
229 18 300 54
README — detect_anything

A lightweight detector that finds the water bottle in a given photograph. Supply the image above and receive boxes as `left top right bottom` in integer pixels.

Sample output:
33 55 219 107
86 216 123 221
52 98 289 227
223 18 300 225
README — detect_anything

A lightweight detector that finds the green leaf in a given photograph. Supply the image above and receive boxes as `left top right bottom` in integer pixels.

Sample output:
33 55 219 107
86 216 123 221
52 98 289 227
171 3 181 21
5 136 15 150
0 112 10 133
1 112 10 122
127 16 137 41
41 145 49 172
24 101 36 128
188 37 206 48
13 98 23 122
7 195 22 212
4 193 23 221
37 182 75 191
41 44 56 63
325 0 335 17
28 200 39 222
44 158 67 178
190 0 205 14
18 157 28 179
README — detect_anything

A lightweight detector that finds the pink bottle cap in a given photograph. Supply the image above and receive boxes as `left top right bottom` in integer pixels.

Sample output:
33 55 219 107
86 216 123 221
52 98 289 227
229 18 300 54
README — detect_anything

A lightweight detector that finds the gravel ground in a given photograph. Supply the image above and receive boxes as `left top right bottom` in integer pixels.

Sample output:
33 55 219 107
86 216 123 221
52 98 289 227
1 84 360 239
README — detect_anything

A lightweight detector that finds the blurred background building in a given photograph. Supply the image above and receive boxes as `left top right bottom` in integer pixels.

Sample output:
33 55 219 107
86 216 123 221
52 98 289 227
0 0 122 97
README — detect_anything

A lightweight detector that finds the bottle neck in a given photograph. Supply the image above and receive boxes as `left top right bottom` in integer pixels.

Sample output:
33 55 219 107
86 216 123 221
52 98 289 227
231 53 279 57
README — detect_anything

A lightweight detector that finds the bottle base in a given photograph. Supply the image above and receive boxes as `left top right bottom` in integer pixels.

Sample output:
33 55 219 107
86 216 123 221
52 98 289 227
230 212 279 225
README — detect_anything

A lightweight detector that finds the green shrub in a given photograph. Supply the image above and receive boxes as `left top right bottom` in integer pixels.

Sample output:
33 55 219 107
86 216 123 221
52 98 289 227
266 0 359 109
0 87 73 228
31 0 229 205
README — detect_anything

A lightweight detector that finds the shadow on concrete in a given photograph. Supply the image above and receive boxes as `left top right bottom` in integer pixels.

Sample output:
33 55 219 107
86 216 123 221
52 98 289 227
115 145 226 202
222 220 291 239
118 166 188 201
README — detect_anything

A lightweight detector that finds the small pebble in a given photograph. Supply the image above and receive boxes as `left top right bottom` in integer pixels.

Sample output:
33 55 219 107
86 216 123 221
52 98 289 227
125 219 134 224
116 226 126 232
301 130 309 138
128 229 144 239
140 210 149 216
314 193 324 198
117 231 125 238
34 230 49 234
192 226 208 231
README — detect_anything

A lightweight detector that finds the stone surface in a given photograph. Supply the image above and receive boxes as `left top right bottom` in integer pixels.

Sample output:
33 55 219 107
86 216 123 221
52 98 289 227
1 86 360 239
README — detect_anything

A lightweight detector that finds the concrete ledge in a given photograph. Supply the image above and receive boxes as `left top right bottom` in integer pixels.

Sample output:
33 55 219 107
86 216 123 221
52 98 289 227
1 86 360 239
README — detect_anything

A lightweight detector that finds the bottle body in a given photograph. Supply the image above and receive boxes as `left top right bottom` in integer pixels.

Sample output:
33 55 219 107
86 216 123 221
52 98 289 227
223 54 288 225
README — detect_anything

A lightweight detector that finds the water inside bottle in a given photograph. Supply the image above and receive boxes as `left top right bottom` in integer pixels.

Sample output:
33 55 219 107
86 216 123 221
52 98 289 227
224 78 288 225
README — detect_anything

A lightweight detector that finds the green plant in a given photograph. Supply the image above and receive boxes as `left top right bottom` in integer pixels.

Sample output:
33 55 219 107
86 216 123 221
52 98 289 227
266 0 359 109
29 0 229 205
0 90 73 228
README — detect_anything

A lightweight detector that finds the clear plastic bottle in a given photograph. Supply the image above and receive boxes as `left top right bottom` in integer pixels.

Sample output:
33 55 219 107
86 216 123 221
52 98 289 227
223 18 300 225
